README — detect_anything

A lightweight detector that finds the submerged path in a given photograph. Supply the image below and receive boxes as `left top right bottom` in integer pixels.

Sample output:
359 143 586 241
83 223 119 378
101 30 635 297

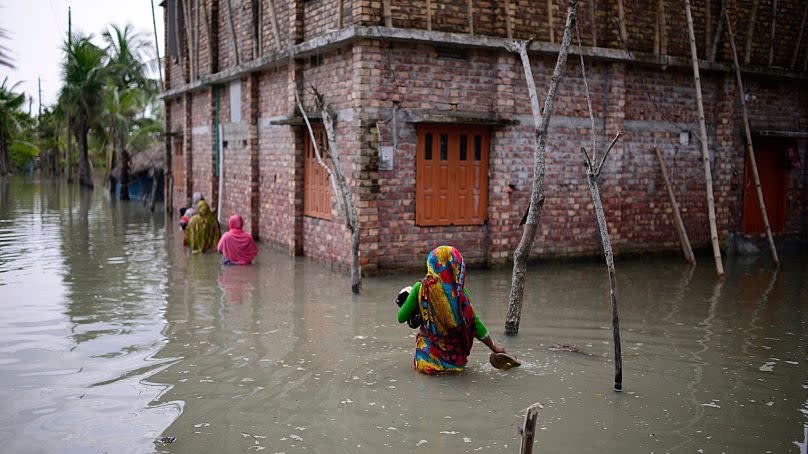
1 176 807 453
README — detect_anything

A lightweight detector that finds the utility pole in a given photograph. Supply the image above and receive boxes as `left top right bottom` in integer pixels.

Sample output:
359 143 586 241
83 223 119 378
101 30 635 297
66 6 73 183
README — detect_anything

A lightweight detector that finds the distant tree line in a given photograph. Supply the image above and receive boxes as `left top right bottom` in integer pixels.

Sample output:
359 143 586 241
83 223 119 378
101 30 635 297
0 24 162 198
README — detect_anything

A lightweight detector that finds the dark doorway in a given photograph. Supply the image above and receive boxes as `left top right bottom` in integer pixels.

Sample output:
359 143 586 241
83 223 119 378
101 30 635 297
743 139 791 235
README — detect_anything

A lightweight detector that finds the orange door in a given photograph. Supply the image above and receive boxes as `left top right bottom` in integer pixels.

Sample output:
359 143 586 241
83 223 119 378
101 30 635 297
416 125 489 226
742 144 788 234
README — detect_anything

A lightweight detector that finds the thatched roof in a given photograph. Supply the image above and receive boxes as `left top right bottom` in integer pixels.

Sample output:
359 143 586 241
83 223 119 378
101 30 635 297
112 144 164 178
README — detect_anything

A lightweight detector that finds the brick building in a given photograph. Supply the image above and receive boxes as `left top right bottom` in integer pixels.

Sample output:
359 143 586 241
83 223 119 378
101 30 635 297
161 0 808 272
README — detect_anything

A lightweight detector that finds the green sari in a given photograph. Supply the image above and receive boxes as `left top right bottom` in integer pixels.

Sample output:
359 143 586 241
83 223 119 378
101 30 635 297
186 200 221 253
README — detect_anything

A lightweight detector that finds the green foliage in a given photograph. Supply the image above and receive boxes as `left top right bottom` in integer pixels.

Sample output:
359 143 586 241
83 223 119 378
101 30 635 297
9 140 39 168
4 22 163 176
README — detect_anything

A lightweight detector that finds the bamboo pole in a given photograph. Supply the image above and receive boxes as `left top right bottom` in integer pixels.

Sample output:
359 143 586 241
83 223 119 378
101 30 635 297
150 0 163 88
504 0 579 336
684 0 725 277
426 0 432 31
654 146 696 265
744 0 759 64
768 0 777 66
705 0 712 53
725 11 780 266
383 0 393 27
468 0 474 35
590 0 597 47
791 4 808 69
709 1 725 62
505 0 512 39
266 0 282 50
519 403 544 454
617 0 628 44
581 133 624 392
226 0 240 65
548 0 555 43
338 0 344 29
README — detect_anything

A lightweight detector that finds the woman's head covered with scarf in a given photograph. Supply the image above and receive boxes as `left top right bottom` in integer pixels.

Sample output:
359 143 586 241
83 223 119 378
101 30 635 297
217 215 258 265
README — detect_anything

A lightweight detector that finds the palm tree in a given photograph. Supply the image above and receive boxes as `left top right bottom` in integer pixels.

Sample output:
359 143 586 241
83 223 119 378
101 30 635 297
0 27 13 69
0 77 26 175
60 34 107 188
102 24 151 198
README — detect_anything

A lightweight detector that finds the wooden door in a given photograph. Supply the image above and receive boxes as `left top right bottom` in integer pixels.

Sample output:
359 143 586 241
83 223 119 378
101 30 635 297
743 144 788 234
416 125 489 226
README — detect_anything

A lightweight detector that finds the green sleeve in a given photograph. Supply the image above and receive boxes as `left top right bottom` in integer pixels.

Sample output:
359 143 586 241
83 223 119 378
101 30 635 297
465 289 489 340
397 282 421 323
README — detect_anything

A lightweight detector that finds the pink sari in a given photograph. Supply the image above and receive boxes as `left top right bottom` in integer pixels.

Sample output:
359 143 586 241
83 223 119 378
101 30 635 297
217 215 258 265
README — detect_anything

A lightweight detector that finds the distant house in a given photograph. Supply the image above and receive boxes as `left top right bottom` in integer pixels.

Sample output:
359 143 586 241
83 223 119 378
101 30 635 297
113 144 164 203
160 0 808 271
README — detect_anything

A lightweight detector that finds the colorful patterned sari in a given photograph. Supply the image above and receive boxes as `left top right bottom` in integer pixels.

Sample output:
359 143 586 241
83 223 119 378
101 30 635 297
414 246 477 375
186 200 221 253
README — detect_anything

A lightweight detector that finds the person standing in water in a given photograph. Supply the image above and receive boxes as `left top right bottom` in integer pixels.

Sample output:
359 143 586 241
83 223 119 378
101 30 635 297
217 215 258 265
186 200 221 253
397 245 509 375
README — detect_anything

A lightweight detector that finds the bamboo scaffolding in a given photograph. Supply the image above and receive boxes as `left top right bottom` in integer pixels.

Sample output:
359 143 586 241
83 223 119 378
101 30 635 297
383 0 393 27
548 0 555 43
684 0 725 277
505 0 512 39
768 0 777 66
226 0 240 65
469 0 474 34
709 1 725 62
725 10 780 266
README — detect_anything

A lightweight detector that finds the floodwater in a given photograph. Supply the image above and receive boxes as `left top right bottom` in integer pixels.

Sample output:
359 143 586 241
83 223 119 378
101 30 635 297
0 176 806 453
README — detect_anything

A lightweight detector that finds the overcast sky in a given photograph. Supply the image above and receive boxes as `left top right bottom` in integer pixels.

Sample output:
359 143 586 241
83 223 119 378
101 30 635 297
1 1 165 109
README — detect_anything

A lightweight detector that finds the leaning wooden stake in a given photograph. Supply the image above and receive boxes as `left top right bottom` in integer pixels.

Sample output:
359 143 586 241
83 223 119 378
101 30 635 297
685 0 725 277
654 147 696 265
294 88 363 293
519 402 544 454
504 0 579 336
725 10 780 266
581 132 624 392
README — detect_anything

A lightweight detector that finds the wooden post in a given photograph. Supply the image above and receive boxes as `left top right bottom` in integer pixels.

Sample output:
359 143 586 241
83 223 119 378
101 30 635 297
226 0 240 65
383 0 393 27
685 0 724 277
768 0 777 66
791 4 808 69
617 0 628 44
581 133 625 392
744 0 759 64
725 11 780 267
504 0 579 336
505 0 512 39
426 0 432 31
547 0 555 43
338 0 344 29
709 1 725 62
519 403 544 454
654 146 696 265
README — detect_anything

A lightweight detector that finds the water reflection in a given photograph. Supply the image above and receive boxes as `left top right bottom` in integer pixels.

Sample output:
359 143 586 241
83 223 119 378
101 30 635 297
0 176 807 453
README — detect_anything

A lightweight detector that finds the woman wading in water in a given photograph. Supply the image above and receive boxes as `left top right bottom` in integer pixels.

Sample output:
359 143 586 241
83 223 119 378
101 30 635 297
397 245 516 375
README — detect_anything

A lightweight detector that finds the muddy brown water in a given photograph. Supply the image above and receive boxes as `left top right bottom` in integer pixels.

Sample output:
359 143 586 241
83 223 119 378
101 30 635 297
1 176 806 453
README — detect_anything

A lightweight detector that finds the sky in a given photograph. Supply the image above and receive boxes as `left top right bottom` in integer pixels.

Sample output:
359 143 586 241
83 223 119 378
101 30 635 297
1 0 165 110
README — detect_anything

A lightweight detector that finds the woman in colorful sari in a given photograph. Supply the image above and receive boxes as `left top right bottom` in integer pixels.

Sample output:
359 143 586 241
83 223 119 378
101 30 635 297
397 245 506 375
186 200 221 253
217 215 258 265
